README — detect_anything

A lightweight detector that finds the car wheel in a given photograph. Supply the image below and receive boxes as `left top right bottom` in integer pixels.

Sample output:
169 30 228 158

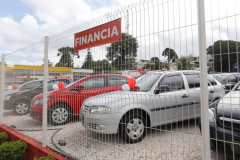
120 112 146 143
48 105 71 126
13 101 30 115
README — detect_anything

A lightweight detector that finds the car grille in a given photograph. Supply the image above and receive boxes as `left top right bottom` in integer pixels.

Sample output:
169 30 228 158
219 117 240 132
220 120 240 132
88 123 98 130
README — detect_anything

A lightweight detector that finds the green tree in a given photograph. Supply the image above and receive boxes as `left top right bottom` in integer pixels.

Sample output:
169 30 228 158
207 40 240 72
81 48 93 69
150 57 161 70
143 63 154 70
146 57 169 70
55 46 79 68
106 33 138 70
162 48 178 63
92 59 111 71
176 55 194 70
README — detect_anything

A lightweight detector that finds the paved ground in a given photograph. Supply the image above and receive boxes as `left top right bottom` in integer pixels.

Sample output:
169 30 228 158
2 110 225 160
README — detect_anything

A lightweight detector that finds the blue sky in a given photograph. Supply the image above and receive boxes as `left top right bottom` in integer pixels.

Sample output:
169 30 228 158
0 0 120 26
0 0 32 21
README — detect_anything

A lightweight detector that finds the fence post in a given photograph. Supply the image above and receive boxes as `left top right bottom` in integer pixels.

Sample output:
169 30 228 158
197 0 211 159
42 36 49 147
0 54 5 124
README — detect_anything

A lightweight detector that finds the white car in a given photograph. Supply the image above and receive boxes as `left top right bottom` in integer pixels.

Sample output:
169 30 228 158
80 71 225 143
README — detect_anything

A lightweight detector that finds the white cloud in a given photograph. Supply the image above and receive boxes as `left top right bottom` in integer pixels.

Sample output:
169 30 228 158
1 0 240 68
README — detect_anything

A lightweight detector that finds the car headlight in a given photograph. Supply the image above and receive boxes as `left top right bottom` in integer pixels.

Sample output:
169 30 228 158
5 96 11 101
33 97 53 106
209 109 216 124
89 106 111 114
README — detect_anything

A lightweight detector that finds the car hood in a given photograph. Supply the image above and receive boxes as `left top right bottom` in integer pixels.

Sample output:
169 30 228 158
217 91 240 120
4 89 19 96
83 90 149 107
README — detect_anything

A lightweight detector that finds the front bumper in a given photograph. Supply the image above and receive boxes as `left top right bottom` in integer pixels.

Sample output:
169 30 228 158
81 112 122 134
30 105 43 121
210 123 240 157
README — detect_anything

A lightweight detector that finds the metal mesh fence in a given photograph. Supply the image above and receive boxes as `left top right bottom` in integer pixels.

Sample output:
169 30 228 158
0 0 240 159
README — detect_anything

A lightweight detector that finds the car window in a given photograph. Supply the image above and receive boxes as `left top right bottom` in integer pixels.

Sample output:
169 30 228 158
236 85 240 91
213 75 228 84
208 76 217 86
136 73 161 92
185 74 200 88
65 77 85 88
47 80 61 89
229 74 238 83
19 81 42 91
109 76 128 86
160 75 185 91
62 79 70 84
80 76 105 89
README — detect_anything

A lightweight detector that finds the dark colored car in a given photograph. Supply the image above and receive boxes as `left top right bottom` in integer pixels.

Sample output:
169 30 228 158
208 82 240 159
4 80 43 97
211 73 240 93
30 74 130 126
4 79 70 115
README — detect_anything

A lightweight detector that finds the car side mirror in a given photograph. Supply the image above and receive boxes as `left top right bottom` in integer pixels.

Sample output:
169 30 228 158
154 85 170 94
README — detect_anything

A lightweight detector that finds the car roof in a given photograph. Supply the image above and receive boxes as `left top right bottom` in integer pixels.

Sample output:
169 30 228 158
145 70 200 75
89 74 131 78
211 73 234 76
18 80 43 87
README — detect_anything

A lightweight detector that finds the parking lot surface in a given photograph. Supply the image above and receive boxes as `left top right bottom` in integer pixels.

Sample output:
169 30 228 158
3 110 224 160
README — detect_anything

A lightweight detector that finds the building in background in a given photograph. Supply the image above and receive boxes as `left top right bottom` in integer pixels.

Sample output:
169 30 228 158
0 64 93 85
137 59 154 69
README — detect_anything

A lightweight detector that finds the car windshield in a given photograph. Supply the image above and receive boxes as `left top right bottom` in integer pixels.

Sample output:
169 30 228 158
64 77 85 88
135 73 162 92
233 82 240 91
212 75 229 84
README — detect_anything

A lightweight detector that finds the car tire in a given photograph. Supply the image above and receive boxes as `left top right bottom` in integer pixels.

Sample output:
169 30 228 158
13 100 30 115
120 112 146 143
48 104 71 126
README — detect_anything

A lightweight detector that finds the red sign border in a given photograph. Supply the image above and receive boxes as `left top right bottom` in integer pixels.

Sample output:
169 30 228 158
74 18 121 51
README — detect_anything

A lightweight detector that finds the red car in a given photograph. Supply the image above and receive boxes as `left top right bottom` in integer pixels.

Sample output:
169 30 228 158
30 74 130 125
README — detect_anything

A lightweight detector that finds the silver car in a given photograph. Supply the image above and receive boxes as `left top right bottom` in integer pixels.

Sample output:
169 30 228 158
81 71 225 143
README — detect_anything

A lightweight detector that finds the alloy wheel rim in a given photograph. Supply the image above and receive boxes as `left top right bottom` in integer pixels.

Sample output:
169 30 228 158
16 103 28 114
52 108 68 124
126 118 144 140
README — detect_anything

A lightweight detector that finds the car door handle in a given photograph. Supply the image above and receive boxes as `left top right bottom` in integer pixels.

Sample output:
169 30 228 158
182 94 189 98
209 90 214 93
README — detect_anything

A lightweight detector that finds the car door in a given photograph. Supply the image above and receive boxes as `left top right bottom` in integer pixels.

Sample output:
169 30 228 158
183 73 203 117
151 73 189 125
69 76 107 115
